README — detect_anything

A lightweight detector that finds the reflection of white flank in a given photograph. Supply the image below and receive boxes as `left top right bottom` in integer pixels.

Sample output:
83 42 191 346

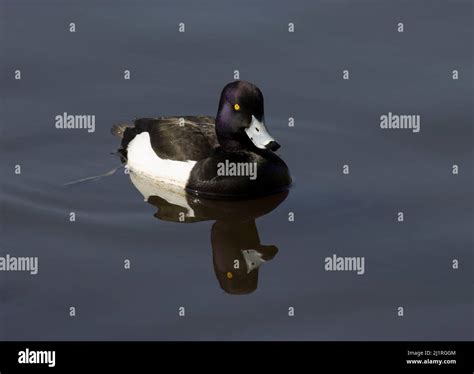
241 249 266 273
129 171 195 218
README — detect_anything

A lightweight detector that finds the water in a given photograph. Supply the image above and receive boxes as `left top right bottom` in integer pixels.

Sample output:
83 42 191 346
1 0 472 340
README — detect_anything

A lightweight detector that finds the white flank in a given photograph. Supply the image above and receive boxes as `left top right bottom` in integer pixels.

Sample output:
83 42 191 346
126 132 197 189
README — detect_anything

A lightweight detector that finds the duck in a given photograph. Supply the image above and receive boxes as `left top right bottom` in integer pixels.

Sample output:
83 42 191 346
111 80 291 199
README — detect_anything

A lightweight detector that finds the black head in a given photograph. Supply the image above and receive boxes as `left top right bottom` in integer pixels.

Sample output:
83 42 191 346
215 81 280 152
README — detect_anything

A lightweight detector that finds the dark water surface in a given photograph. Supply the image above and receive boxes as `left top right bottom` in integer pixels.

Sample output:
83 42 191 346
1 0 472 340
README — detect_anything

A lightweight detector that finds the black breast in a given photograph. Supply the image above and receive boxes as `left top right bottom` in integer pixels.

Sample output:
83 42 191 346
186 148 292 199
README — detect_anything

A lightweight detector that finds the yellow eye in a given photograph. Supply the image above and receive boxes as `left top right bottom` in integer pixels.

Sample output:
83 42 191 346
233 103 240 111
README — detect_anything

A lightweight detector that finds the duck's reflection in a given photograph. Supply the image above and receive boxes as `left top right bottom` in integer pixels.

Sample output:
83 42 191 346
129 172 288 295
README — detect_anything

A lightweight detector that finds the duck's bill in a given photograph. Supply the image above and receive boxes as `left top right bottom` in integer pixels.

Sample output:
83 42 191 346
245 115 281 151
242 249 266 274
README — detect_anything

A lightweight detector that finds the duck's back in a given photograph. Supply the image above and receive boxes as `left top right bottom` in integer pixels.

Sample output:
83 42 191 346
114 116 218 162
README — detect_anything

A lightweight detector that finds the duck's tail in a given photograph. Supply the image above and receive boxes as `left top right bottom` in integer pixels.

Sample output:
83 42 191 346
111 123 133 139
111 122 137 163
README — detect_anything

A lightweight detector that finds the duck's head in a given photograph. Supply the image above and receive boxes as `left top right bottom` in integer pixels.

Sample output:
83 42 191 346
215 81 280 152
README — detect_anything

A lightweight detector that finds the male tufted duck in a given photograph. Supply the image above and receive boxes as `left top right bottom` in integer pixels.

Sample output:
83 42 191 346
112 80 291 199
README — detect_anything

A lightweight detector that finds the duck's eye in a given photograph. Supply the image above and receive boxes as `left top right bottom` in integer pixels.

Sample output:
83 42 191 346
233 103 240 111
